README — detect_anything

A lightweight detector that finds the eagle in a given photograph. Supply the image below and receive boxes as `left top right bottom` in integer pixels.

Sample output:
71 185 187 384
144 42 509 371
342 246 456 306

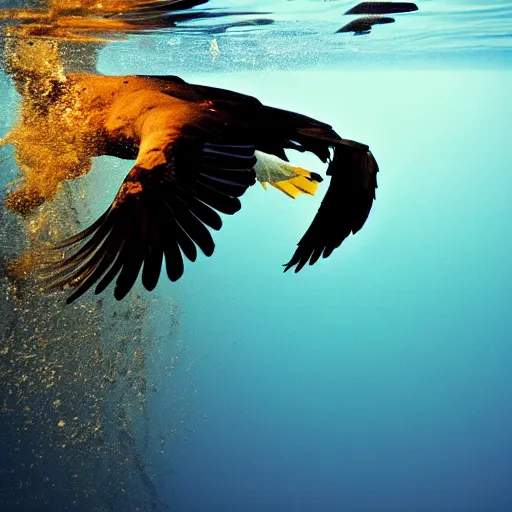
3 74 378 303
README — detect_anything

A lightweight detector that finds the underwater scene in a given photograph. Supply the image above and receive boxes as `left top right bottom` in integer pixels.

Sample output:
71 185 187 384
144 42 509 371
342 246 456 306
0 0 511 511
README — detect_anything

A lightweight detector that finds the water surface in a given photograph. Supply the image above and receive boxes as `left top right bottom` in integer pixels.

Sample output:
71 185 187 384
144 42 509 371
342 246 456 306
0 1 511 511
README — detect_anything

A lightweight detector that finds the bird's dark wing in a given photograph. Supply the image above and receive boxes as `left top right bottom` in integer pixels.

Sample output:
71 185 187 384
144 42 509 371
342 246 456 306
38 141 256 303
144 76 263 122
250 105 378 272
284 146 378 272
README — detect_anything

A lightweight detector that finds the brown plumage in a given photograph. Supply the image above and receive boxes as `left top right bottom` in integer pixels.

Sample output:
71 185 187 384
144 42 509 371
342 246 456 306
5 74 378 302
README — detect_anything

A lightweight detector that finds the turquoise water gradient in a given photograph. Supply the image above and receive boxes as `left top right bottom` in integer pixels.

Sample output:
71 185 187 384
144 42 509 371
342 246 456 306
1 3 511 510
142 69 512 511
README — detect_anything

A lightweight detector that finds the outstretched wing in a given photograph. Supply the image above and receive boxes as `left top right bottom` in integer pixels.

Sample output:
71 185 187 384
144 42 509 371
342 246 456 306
39 141 256 303
284 146 378 272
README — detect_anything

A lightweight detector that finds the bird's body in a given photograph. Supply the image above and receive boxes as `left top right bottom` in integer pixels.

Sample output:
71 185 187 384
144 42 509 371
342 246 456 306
2 73 378 302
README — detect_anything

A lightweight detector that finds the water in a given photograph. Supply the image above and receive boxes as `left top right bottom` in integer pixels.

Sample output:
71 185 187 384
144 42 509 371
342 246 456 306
0 1 511 511
165 69 512 512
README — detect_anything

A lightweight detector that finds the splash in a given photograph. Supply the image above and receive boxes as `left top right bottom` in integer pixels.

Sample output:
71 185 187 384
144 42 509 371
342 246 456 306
0 5 188 509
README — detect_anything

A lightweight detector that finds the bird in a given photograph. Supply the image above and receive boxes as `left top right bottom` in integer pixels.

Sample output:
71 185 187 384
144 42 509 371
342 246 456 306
5 73 378 303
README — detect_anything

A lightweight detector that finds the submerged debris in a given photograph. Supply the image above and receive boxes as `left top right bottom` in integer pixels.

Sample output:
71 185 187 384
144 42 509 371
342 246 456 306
0 20 190 511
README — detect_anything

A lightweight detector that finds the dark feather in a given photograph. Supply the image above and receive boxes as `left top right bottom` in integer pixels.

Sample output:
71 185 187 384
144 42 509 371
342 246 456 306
284 148 378 272
162 236 184 282
38 139 257 302
163 197 215 257
38 74 380 302
175 188 222 230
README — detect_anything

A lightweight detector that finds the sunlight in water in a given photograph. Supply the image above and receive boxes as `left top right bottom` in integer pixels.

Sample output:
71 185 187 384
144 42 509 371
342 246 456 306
1 2 510 511
0 4 193 510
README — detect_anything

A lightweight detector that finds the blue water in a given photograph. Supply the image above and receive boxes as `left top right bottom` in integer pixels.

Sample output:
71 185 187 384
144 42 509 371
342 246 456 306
145 69 512 511
97 0 512 71
1 1 512 511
